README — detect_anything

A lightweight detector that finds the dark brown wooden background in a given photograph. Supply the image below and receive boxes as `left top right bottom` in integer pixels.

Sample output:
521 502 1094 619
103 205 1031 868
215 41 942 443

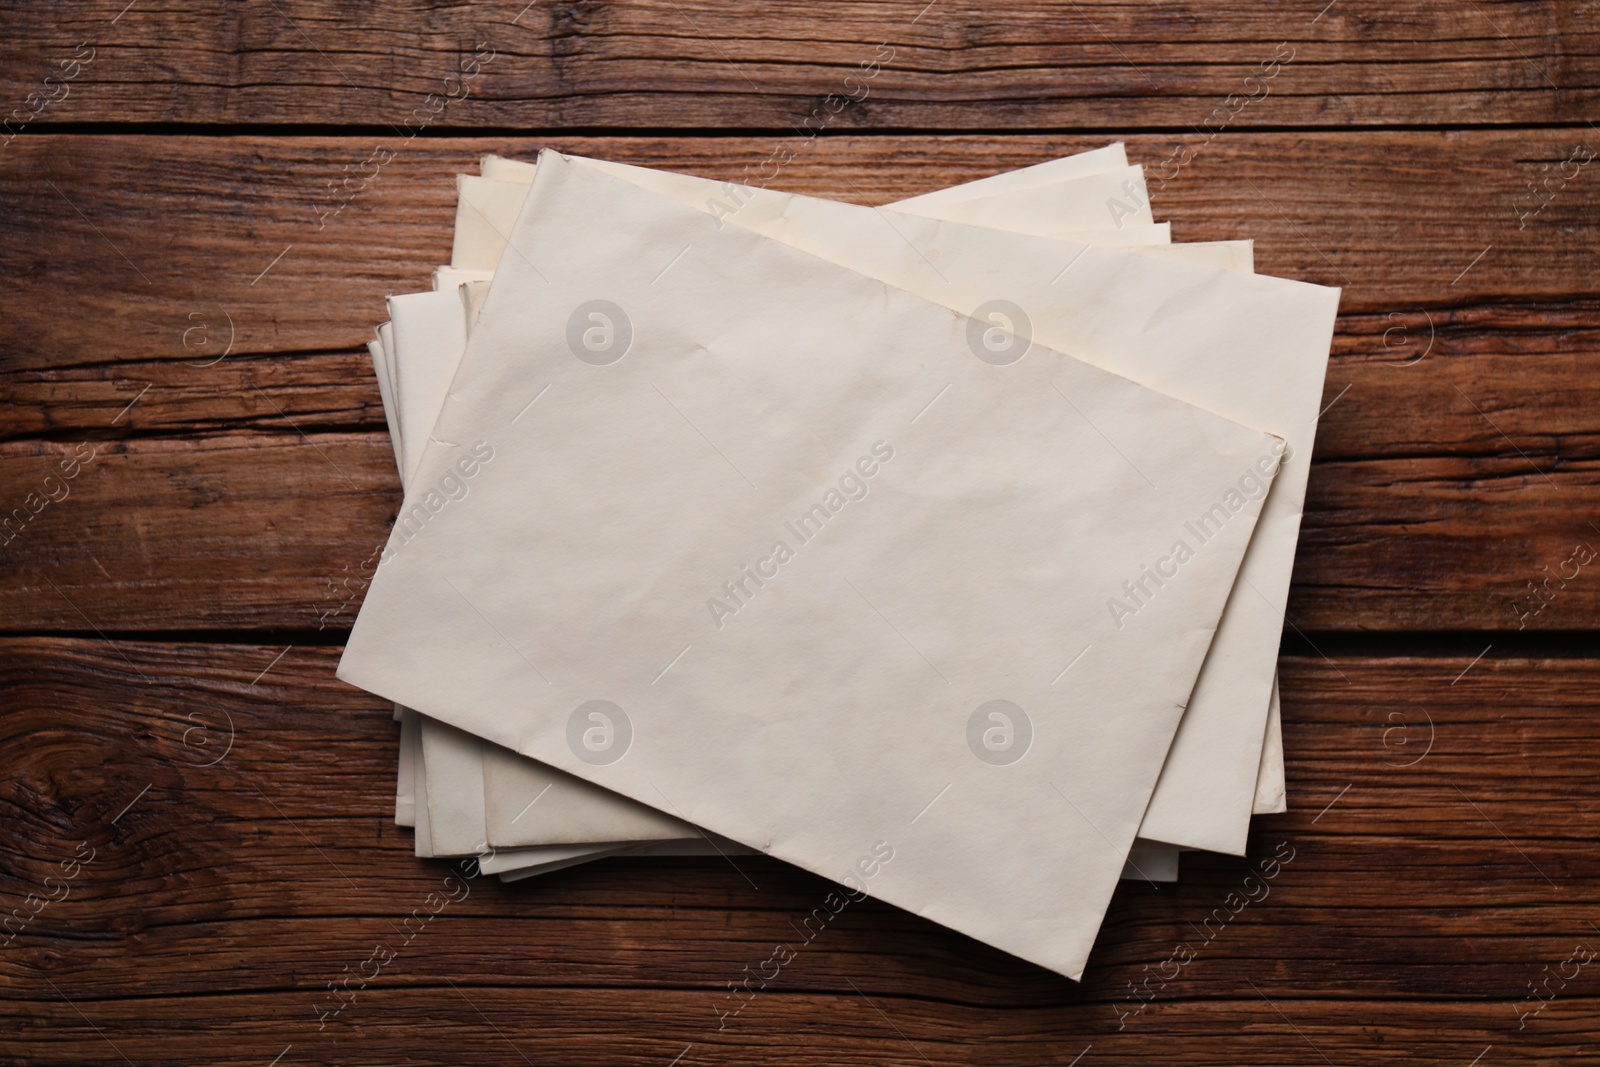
3 1 1598 1063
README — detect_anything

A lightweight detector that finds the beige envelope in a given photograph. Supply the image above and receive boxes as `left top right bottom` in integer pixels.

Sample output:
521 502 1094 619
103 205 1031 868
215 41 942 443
388 151 1291 871
398 154 1259 874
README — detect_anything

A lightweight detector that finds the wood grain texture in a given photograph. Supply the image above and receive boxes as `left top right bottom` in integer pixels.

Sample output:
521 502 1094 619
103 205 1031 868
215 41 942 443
7 301 1600 463
0 131 1595 377
3 2 1598 1062
1 0 1597 128
2 641 1597 1065
4 994 1591 1067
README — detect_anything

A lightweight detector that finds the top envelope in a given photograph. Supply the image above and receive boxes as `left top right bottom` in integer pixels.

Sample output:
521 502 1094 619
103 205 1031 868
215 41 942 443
340 153 1281 980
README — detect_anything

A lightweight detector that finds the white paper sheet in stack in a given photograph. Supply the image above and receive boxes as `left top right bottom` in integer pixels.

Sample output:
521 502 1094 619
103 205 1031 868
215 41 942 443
342 144 1337 979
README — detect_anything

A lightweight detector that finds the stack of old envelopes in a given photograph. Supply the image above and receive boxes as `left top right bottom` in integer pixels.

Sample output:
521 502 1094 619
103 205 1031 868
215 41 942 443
339 143 1340 981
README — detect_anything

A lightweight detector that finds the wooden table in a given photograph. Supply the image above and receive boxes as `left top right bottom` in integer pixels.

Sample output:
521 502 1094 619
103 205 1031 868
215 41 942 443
3 3 1597 1063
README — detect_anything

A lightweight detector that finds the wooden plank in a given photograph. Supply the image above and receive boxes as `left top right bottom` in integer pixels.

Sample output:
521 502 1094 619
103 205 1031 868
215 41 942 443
1317 302 1600 462
6 991 1583 1066
0 350 384 441
2 641 1597 1063
3 433 1597 632
0 132 1594 377
1292 455 1600 632
1 0 1595 128
2 992 1584 1066
7 303 1600 466
0 435 398 635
